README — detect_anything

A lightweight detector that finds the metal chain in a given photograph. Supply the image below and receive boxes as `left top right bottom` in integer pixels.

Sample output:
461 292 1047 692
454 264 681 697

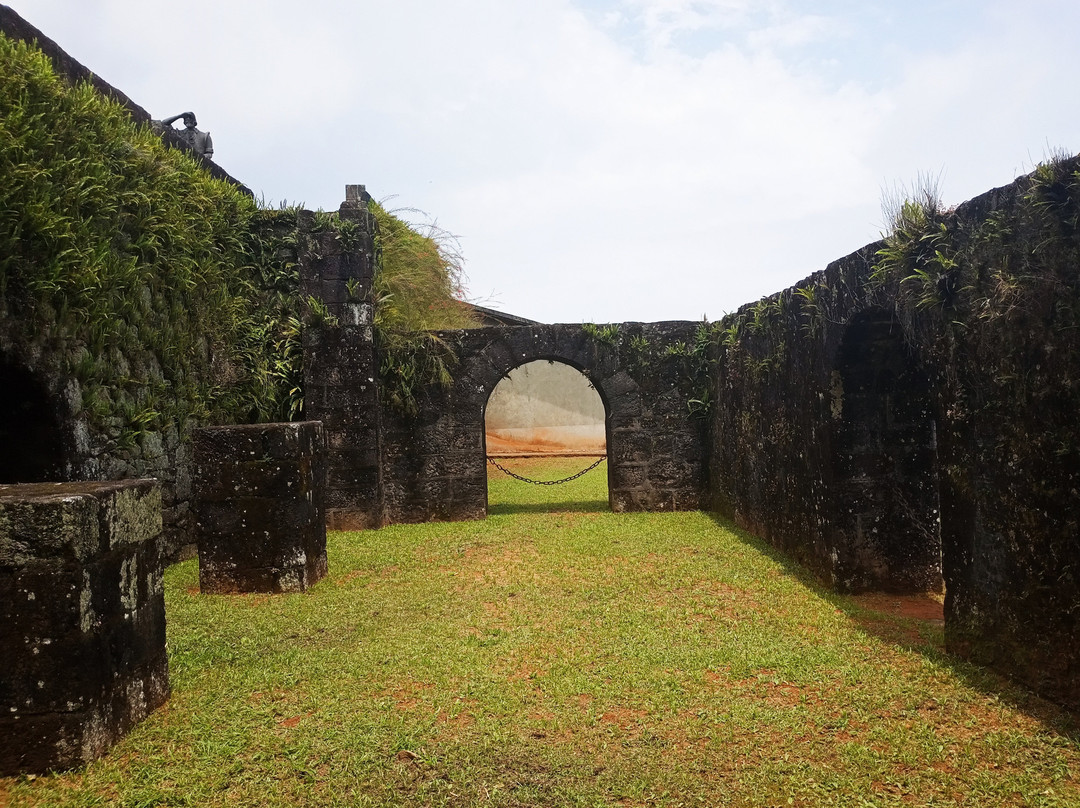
487 456 606 485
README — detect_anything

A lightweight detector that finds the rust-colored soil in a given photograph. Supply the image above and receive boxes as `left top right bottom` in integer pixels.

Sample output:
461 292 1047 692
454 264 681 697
851 592 945 623
485 432 606 456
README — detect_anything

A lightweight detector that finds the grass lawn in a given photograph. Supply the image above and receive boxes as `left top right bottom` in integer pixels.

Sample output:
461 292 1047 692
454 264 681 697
4 457 1078 807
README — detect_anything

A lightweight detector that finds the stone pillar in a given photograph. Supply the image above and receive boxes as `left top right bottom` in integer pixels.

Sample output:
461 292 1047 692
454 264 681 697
192 422 328 593
300 185 384 529
0 480 168 775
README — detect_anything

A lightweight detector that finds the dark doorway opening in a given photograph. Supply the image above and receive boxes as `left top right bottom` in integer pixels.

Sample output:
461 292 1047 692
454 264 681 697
0 359 71 484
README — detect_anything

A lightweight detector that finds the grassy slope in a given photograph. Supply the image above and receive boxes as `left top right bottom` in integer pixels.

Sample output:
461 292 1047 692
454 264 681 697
3 458 1078 807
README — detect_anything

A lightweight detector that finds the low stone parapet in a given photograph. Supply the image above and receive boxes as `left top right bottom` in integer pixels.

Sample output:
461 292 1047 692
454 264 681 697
0 479 168 775
192 422 328 594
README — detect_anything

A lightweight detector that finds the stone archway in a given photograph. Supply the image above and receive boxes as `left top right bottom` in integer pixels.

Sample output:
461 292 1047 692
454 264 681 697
439 326 638 518
828 308 942 592
375 322 707 525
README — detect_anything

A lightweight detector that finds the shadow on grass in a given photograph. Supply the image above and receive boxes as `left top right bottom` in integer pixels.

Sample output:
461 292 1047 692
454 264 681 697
705 510 1080 739
488 499 610 516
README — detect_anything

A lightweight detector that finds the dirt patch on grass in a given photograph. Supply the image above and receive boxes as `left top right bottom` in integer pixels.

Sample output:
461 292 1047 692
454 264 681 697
248 687 296 706
505 661 548 682
852 592 944 622
453 541 542 590
700 668 844 714
846 592 945 649
336 569 367 585
435 703 476 733
648 580 764 623
277 713 311 730
598 706 649 730
376 680 434 711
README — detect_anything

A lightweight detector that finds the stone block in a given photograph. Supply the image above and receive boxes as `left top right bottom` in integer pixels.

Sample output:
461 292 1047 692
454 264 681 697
608 411 643 432
324 479 379 511
610 462 648 490
0 481 160 565
326 509 378 531
0 480 167 775
193 423 328 594
450 477 488 515
610 430 649 464
603 370 638 400
326 449 379 482
477 339 517 380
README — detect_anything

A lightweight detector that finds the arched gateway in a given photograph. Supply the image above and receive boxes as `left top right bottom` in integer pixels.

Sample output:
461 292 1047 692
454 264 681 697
296 192 707 529
305 314 708 529
0 355 75 484
376 323 707 524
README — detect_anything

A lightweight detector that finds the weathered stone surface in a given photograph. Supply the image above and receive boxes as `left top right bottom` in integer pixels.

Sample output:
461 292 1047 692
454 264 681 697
300 210 382 530
0 479 167 775
374 321 707 524
707 161 1080 711
192 423 328 594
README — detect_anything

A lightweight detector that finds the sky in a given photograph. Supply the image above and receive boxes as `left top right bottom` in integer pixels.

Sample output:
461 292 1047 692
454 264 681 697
13 0 1080 323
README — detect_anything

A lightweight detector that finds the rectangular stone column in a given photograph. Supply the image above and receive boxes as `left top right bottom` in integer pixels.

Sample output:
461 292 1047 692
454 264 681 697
303 325 383 529
300 189 388 529
0 480 168 775
299 187 384 529
192 422 328 593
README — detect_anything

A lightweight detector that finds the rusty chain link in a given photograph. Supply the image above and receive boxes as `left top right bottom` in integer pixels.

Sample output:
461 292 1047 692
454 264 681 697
487 456 606 485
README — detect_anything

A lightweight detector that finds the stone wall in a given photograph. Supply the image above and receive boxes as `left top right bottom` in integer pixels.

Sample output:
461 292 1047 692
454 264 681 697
293 202 709 526
376 322 708 523
0 11 328 561
0 327 196 560
0 8 308 558
707 245 942 594
707 159 1080 710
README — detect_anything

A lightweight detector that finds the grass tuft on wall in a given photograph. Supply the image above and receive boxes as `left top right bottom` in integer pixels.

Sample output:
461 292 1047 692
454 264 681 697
370 202 479 415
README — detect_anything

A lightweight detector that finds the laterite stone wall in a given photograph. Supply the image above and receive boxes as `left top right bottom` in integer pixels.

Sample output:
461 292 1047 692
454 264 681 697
301 189 383 531
0 480 168 775
377 322 708 523
708 162 1080 710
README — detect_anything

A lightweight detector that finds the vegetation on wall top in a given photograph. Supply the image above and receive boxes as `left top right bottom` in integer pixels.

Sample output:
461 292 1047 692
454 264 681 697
369 202 475 334
0 34 304 454
582 320 718 417
370 202 478 414
871 154 1080 342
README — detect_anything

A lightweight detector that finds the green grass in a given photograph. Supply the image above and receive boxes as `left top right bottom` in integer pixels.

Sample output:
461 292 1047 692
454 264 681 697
4 458 1078 807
